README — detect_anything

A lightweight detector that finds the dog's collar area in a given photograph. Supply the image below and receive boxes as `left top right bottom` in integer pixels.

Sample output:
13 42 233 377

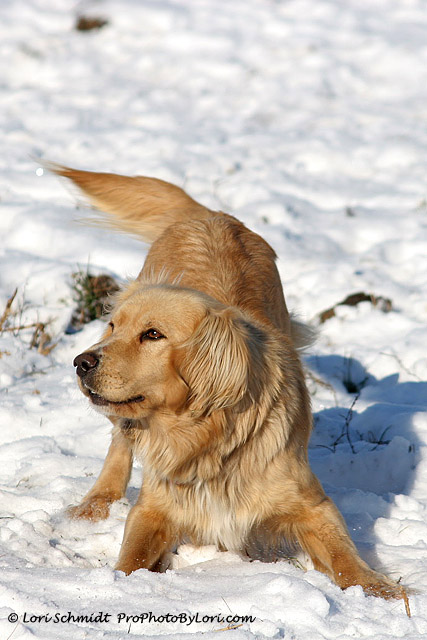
121 419 135 430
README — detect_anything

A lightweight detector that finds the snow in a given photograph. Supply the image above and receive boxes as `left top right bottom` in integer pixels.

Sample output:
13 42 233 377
1 0 427 637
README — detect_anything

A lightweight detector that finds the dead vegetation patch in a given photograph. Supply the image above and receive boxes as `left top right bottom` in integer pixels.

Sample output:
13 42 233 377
0 289 56 355
67 270 120 333
75 16 109 32
319 291 392 324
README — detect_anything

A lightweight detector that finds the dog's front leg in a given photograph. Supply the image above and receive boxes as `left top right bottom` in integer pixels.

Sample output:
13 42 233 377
68 422 133 521
115 495 176 575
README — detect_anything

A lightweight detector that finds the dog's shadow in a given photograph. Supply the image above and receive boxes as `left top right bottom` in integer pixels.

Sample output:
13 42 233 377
306 353 426 574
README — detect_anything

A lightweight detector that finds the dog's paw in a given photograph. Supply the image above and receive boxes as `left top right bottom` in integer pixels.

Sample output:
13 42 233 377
351 572 410 616
67 495 113 521
115 554 170 575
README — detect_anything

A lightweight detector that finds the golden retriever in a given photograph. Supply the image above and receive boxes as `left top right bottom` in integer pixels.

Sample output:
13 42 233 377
54 165 408 610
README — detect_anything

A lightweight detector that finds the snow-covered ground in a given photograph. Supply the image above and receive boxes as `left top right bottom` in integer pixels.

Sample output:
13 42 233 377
1 0 427 637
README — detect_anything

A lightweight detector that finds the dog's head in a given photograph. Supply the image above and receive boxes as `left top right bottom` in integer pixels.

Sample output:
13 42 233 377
73 283 263 420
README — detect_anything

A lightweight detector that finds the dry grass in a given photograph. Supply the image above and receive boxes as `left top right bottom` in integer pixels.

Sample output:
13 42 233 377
0 288 56 355
68 269 119 332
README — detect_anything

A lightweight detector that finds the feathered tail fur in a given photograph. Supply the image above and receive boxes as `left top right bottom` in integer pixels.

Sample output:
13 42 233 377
49 163 215 243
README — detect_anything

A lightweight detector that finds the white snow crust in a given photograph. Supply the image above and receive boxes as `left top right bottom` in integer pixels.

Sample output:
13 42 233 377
1 0 427 638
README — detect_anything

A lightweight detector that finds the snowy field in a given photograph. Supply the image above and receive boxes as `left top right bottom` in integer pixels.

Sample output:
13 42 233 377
1 0 427 638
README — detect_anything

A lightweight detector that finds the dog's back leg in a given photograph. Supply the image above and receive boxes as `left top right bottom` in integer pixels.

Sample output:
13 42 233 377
261 476 409 611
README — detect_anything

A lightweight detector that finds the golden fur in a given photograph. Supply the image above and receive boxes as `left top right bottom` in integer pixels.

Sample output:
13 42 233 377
56 165 408 610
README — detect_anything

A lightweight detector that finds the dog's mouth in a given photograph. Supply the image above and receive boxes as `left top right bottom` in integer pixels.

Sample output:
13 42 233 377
85 387 145 407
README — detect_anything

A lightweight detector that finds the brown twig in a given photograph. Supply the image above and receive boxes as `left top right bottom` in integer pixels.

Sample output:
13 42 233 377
30 323 57 355
215 624 243 632
342 392 359 454
2 322 43 333
404 594 411 618
0 288 18 331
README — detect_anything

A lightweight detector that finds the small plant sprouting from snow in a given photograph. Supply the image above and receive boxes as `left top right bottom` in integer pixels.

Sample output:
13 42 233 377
68 268 120 333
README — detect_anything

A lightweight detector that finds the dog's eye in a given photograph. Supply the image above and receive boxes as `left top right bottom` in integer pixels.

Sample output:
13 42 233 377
109 322 114 332
140 329 165 342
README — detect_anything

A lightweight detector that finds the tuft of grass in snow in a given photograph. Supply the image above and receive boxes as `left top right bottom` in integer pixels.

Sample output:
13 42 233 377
0 288 56 355
68 268 119 333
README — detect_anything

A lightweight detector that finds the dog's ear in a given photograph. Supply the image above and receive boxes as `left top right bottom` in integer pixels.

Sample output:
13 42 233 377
178 307 251 416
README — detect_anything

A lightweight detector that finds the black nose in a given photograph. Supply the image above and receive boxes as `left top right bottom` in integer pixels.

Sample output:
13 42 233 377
73 351 99 377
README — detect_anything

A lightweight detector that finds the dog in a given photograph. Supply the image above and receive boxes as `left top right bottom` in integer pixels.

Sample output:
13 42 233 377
54 165 408 610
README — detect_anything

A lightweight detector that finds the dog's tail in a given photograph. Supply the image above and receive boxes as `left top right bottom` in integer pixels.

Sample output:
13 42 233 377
49 164 215 243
